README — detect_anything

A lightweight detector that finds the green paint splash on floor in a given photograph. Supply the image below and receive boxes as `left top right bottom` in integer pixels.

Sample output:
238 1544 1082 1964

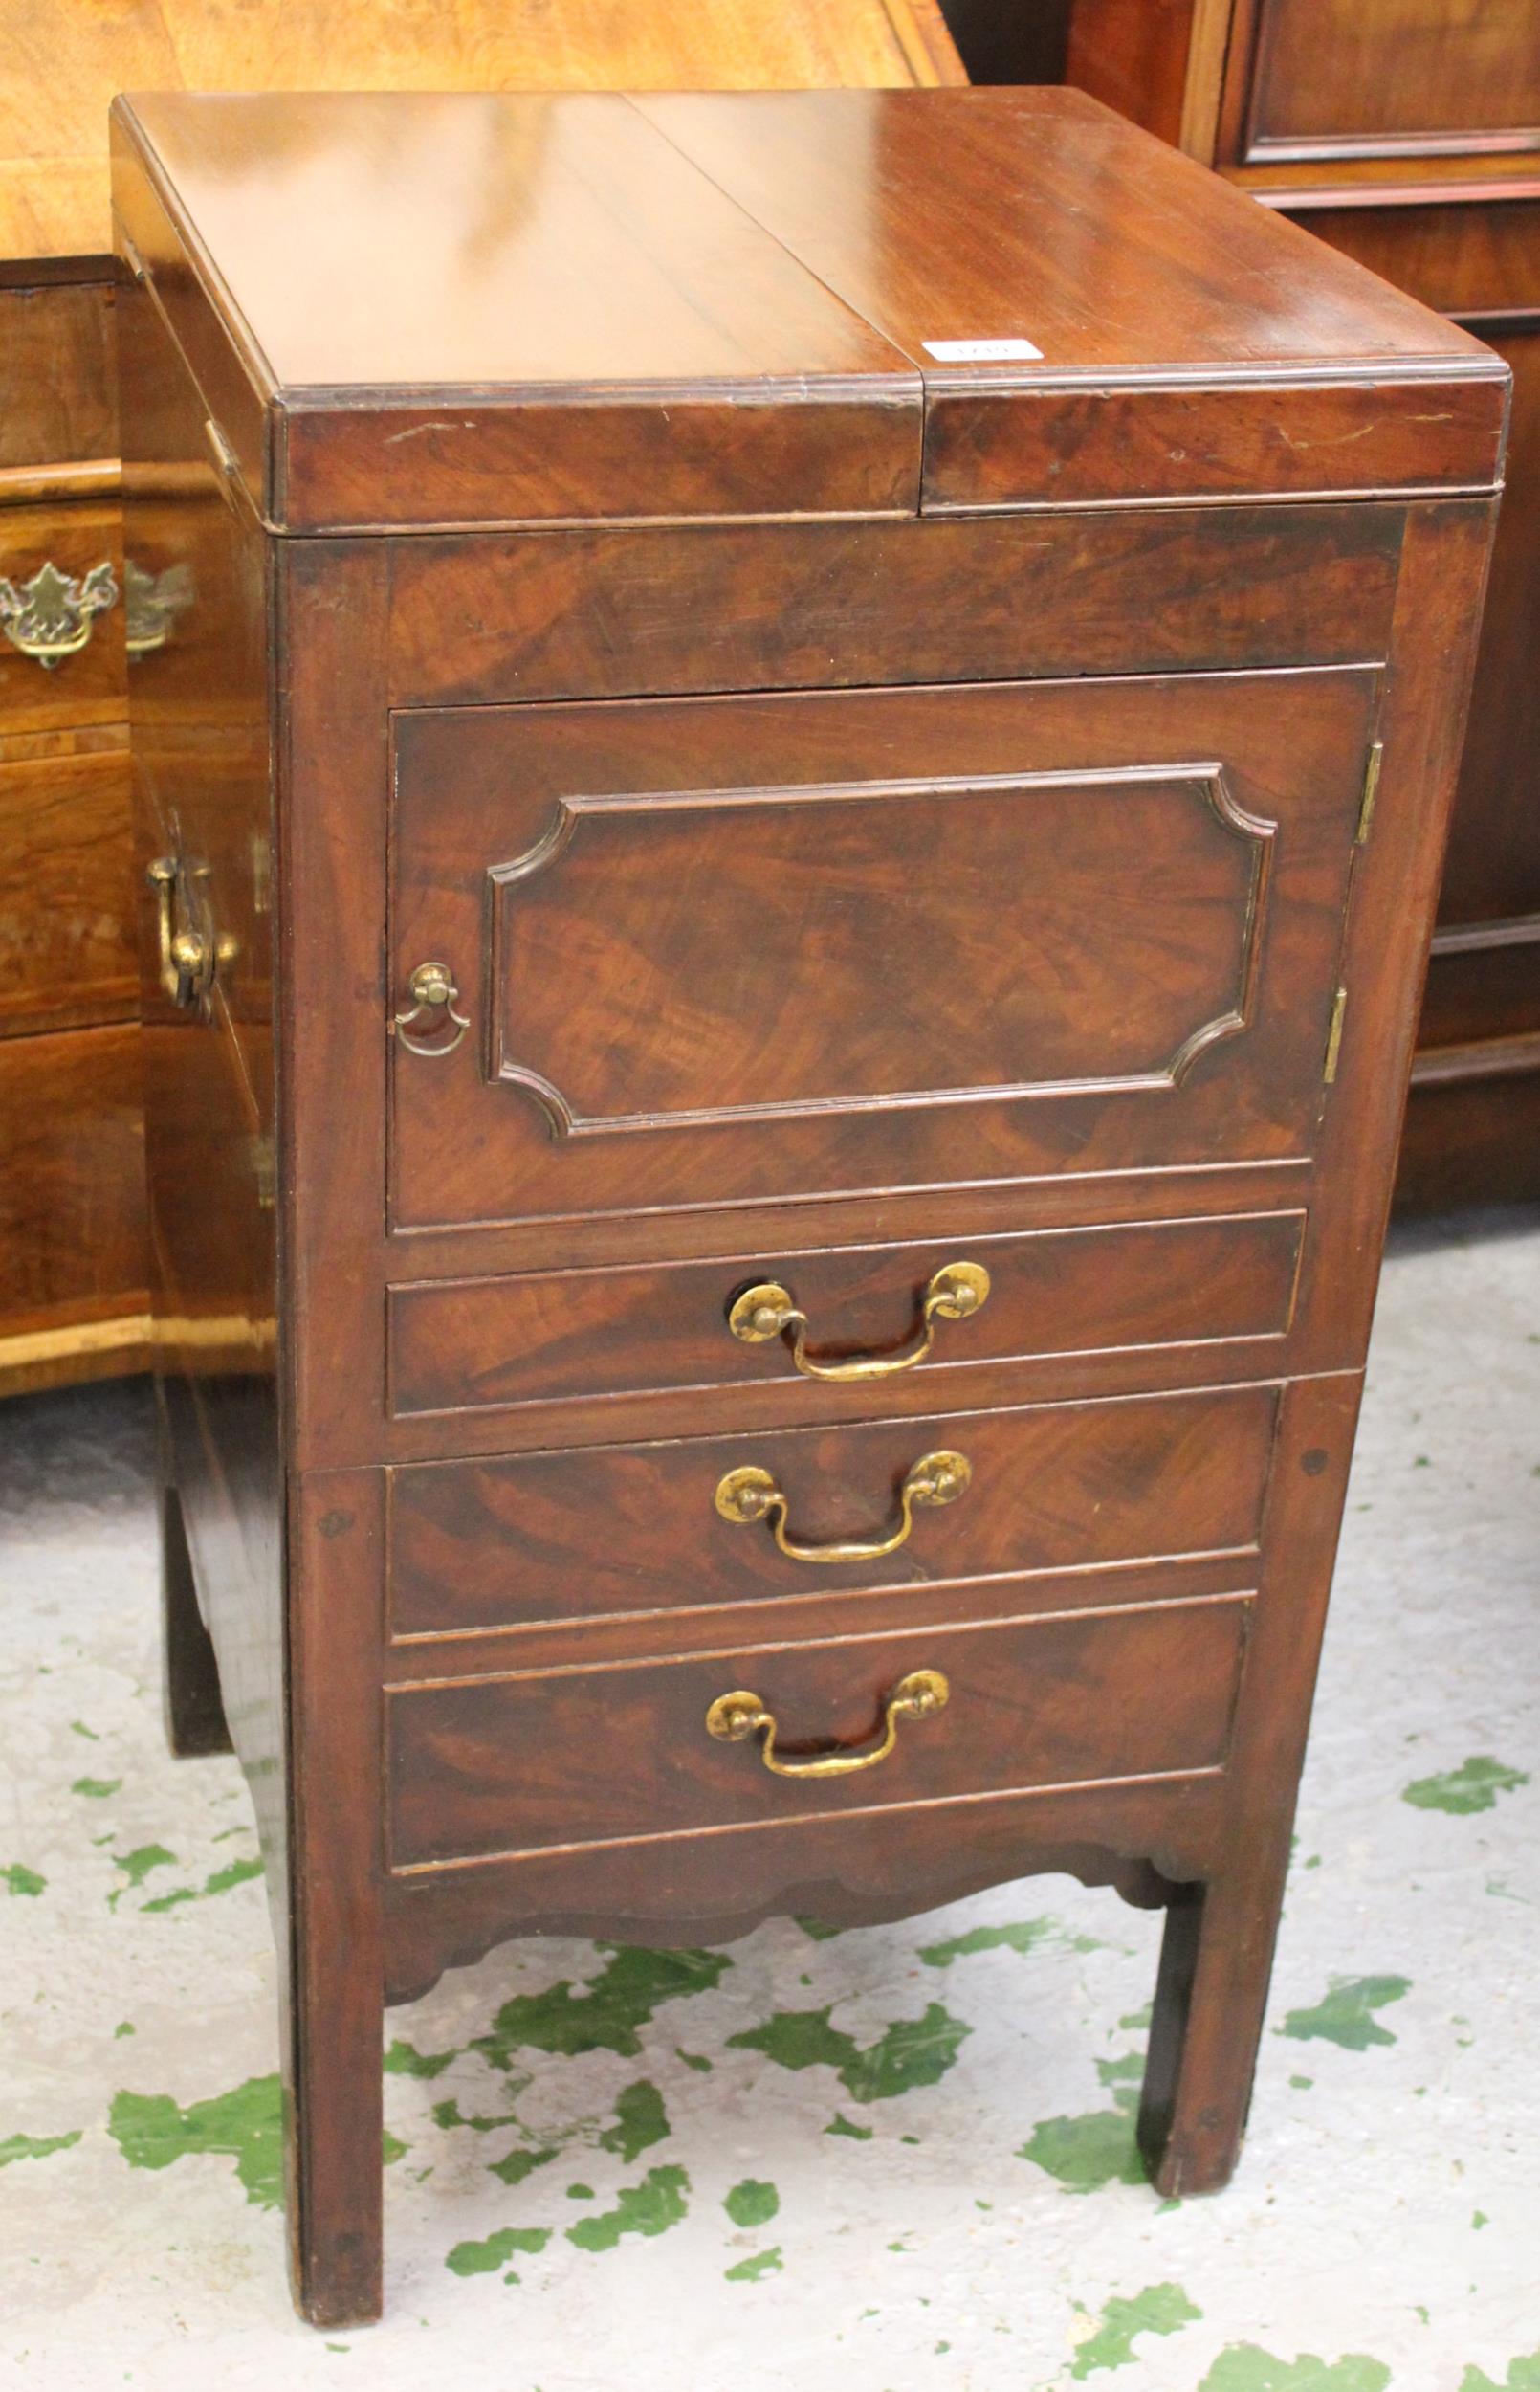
921 1917 1107 1967
726 2246 783 2281
384 2038 459 2080
825 2113 874 2140
1019 2042 1146 2192
675 2048 712 2073
0 2130 82 2169
1461 2349 1540 2392
599 2080 670 2165
107 1844 175 1909
141 1856 262 1913
474 1948 730 2068
2 1863 45 1897
1402 1756 1530 1815
724 2178 779 2227
70 1777 121 1800
488 2145 557 2188
431 2097 524 2135
565 2164 690 2251
1198 2349 1391 2390
444 2226 551 2278
1070 2282 1202 2377
382 2130 407 2165
727 2003 970 2103
108 2074 282 2208
795 1917 844 1941
1279 1977 1411 2050
1018 2105 1144 2194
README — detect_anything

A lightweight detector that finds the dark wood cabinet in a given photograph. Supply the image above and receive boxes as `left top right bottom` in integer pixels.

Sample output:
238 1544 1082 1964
114 86 1502 2325
1067 0 1540 1206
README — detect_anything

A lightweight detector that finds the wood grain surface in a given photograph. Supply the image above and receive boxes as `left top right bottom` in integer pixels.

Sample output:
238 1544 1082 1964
387 1594 1252 1869
386 1208 1305 1426
385 1384 1279 1640
113 86 1505 2322
2 0 962 260
389 668 1376 1233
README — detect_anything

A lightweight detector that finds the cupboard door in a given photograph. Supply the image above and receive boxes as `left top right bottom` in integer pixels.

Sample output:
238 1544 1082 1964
1239 0 1540 162
390 669 1377 1234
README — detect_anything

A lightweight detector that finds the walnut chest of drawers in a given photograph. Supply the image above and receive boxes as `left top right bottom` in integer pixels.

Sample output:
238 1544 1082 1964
112 86 1506 2325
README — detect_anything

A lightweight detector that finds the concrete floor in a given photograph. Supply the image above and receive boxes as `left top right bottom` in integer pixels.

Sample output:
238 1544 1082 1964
1 1212 1537 2389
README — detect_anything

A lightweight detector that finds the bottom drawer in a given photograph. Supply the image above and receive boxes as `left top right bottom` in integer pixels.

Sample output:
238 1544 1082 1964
387 1593 1250 1869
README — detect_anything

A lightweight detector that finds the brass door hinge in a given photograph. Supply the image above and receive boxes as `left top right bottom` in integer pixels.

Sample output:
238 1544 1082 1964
1324 986 1348 1085
1356 740 1383 845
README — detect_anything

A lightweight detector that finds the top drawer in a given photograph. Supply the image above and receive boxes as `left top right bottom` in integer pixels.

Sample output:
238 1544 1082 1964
389 667 1378 1237
0 283 116 474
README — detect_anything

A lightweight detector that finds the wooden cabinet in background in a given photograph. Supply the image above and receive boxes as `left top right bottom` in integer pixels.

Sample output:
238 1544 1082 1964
0 0 964 1401
1066 0 1540 1208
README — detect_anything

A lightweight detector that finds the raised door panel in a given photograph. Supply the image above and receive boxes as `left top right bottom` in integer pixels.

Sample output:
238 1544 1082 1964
1238 0 1540 162
389 670 1378 1234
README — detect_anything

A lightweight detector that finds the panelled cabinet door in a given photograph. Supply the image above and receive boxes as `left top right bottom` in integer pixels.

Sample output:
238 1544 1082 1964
389 670 1378 1233
1233 0 1540 165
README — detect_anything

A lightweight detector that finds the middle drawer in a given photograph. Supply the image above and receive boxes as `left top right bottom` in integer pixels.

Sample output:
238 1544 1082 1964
387 1380 1279 1642
387 1207 1304 1427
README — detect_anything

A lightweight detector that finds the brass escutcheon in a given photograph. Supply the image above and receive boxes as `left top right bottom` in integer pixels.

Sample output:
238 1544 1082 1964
713 1450 971 1564
728 1260 989 1381
705 1669 950 1779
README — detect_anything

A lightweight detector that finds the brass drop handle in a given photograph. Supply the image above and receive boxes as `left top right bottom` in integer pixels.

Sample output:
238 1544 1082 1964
393 961 470 1058
147 856 217 1010
0 560 118 669
714 1450 971 1565
728 1261 990 1382
706 1669 950 1779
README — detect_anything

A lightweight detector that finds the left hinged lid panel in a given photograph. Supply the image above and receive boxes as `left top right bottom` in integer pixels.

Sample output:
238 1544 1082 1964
109 91 927 534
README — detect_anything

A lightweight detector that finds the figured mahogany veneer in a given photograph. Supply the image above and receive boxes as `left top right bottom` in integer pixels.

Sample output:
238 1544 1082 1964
387 1384 1279 1640
390 670 1377 1231
387 1595 1253 1869
117 88 1503 2325
386 1208 1305 1429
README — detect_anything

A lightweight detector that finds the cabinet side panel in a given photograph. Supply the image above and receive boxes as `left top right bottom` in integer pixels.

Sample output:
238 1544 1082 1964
120 248 285 1869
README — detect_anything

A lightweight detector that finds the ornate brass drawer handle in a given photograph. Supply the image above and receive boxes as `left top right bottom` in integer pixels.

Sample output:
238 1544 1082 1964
0 559 119 670
714 1449 971 1564
706 1669 950 1779
393 961 470 1058
147 856 218 1011
728 1260 990 1382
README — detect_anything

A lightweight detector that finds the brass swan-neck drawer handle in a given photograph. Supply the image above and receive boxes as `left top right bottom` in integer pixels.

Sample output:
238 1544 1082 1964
147 856 218 1010
0 559 119 669
706 1669 950 1779
714 1450 971 1564
393 961 470 1058
728 1260 989 1382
